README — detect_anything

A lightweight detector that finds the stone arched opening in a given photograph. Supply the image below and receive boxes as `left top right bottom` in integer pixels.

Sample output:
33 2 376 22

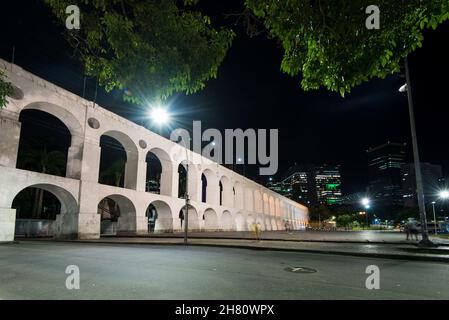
245 213 255 231
146 148 173 196
254 190 263 213
234 181 244 210
16 109 71 178
219 175 233 207
16 102 84 179
98 194 136 236
98 130 139 190
221 210 235 231
203 208 219 231
146 200 173 233
10 183 78 239
201 168 218 205
179 204 199 231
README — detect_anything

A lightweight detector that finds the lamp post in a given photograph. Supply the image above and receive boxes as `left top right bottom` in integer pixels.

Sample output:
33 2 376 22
431 201 437 235
432 190 449 237
361 198 370 228
399 57 432 246
149 105 192 244
182 139 193 244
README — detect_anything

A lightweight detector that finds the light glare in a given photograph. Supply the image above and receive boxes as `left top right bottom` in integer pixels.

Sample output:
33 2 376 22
361 197 370 207
149 106 170 125
439 190 449 199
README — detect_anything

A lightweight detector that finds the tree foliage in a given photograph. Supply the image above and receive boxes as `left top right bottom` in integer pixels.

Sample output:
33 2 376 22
308 204 331 221
244 0 449 96
0 70 13 108
44 0 235 104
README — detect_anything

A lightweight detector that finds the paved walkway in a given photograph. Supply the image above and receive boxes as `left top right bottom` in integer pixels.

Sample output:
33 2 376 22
24 232 449 263
119 230 449 245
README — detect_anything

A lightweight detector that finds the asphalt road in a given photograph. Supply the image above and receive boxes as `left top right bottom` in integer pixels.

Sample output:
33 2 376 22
0 241 448 299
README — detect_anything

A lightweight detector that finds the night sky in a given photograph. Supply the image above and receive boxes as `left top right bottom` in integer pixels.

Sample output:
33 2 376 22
1 0 449 194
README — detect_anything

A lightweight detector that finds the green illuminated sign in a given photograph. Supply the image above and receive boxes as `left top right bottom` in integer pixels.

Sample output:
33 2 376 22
326 183 340 190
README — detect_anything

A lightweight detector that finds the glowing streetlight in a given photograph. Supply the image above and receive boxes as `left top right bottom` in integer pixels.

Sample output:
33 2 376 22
439 190 449 199
431 190 449 235
148 105 189 244
149 105 170 125
360 198 371 228
361 198 370 208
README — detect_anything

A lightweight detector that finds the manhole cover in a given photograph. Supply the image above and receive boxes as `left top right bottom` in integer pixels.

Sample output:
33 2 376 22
284 266 317 273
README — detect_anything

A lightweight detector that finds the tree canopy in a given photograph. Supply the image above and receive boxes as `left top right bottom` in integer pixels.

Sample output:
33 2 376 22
8 1 448 107
44 0 234 104
245 0 449 96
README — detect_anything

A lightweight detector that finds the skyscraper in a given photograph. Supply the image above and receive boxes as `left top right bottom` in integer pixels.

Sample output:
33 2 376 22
402 162 443 208
314 165 342 206
267 164 342 207
367 142 407 216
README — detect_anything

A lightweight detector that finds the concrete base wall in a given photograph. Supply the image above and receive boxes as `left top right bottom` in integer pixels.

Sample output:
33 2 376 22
0 208 16 242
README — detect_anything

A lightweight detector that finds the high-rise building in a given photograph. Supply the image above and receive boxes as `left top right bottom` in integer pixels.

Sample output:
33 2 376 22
402 162 443 208
315 165 342 205
367 142 407 216
267 164 342 207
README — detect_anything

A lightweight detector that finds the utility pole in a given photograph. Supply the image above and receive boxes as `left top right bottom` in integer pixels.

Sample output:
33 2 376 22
403 57 432 246
184 162 189 244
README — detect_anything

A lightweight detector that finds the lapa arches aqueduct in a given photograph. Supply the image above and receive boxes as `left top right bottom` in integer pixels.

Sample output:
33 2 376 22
0 59 308 242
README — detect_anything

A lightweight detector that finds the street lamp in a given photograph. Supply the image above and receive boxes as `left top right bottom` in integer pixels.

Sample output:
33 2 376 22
431 201 437 235
149 105 190 244
439 190 449 200
149 105 170 126
399 57 433 246
431 190 449 236
360 198 370 228
361 198 370 208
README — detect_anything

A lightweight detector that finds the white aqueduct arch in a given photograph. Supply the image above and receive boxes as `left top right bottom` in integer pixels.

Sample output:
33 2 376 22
0 59 308 242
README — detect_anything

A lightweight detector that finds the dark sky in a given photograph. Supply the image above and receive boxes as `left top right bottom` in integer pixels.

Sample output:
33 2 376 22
1 0 449 194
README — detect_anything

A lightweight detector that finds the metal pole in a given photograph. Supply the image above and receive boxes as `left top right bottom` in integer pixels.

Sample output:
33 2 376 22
432 202 437 235
184 162 189 244
366 211 368 228
404 57 432 245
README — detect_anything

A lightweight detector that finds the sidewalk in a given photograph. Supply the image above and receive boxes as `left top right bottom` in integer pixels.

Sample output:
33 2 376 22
25 233 449 263
110 230 449 246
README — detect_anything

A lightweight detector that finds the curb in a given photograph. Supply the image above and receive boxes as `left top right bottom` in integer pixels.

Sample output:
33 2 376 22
100 235 449 247
17 238 449 264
